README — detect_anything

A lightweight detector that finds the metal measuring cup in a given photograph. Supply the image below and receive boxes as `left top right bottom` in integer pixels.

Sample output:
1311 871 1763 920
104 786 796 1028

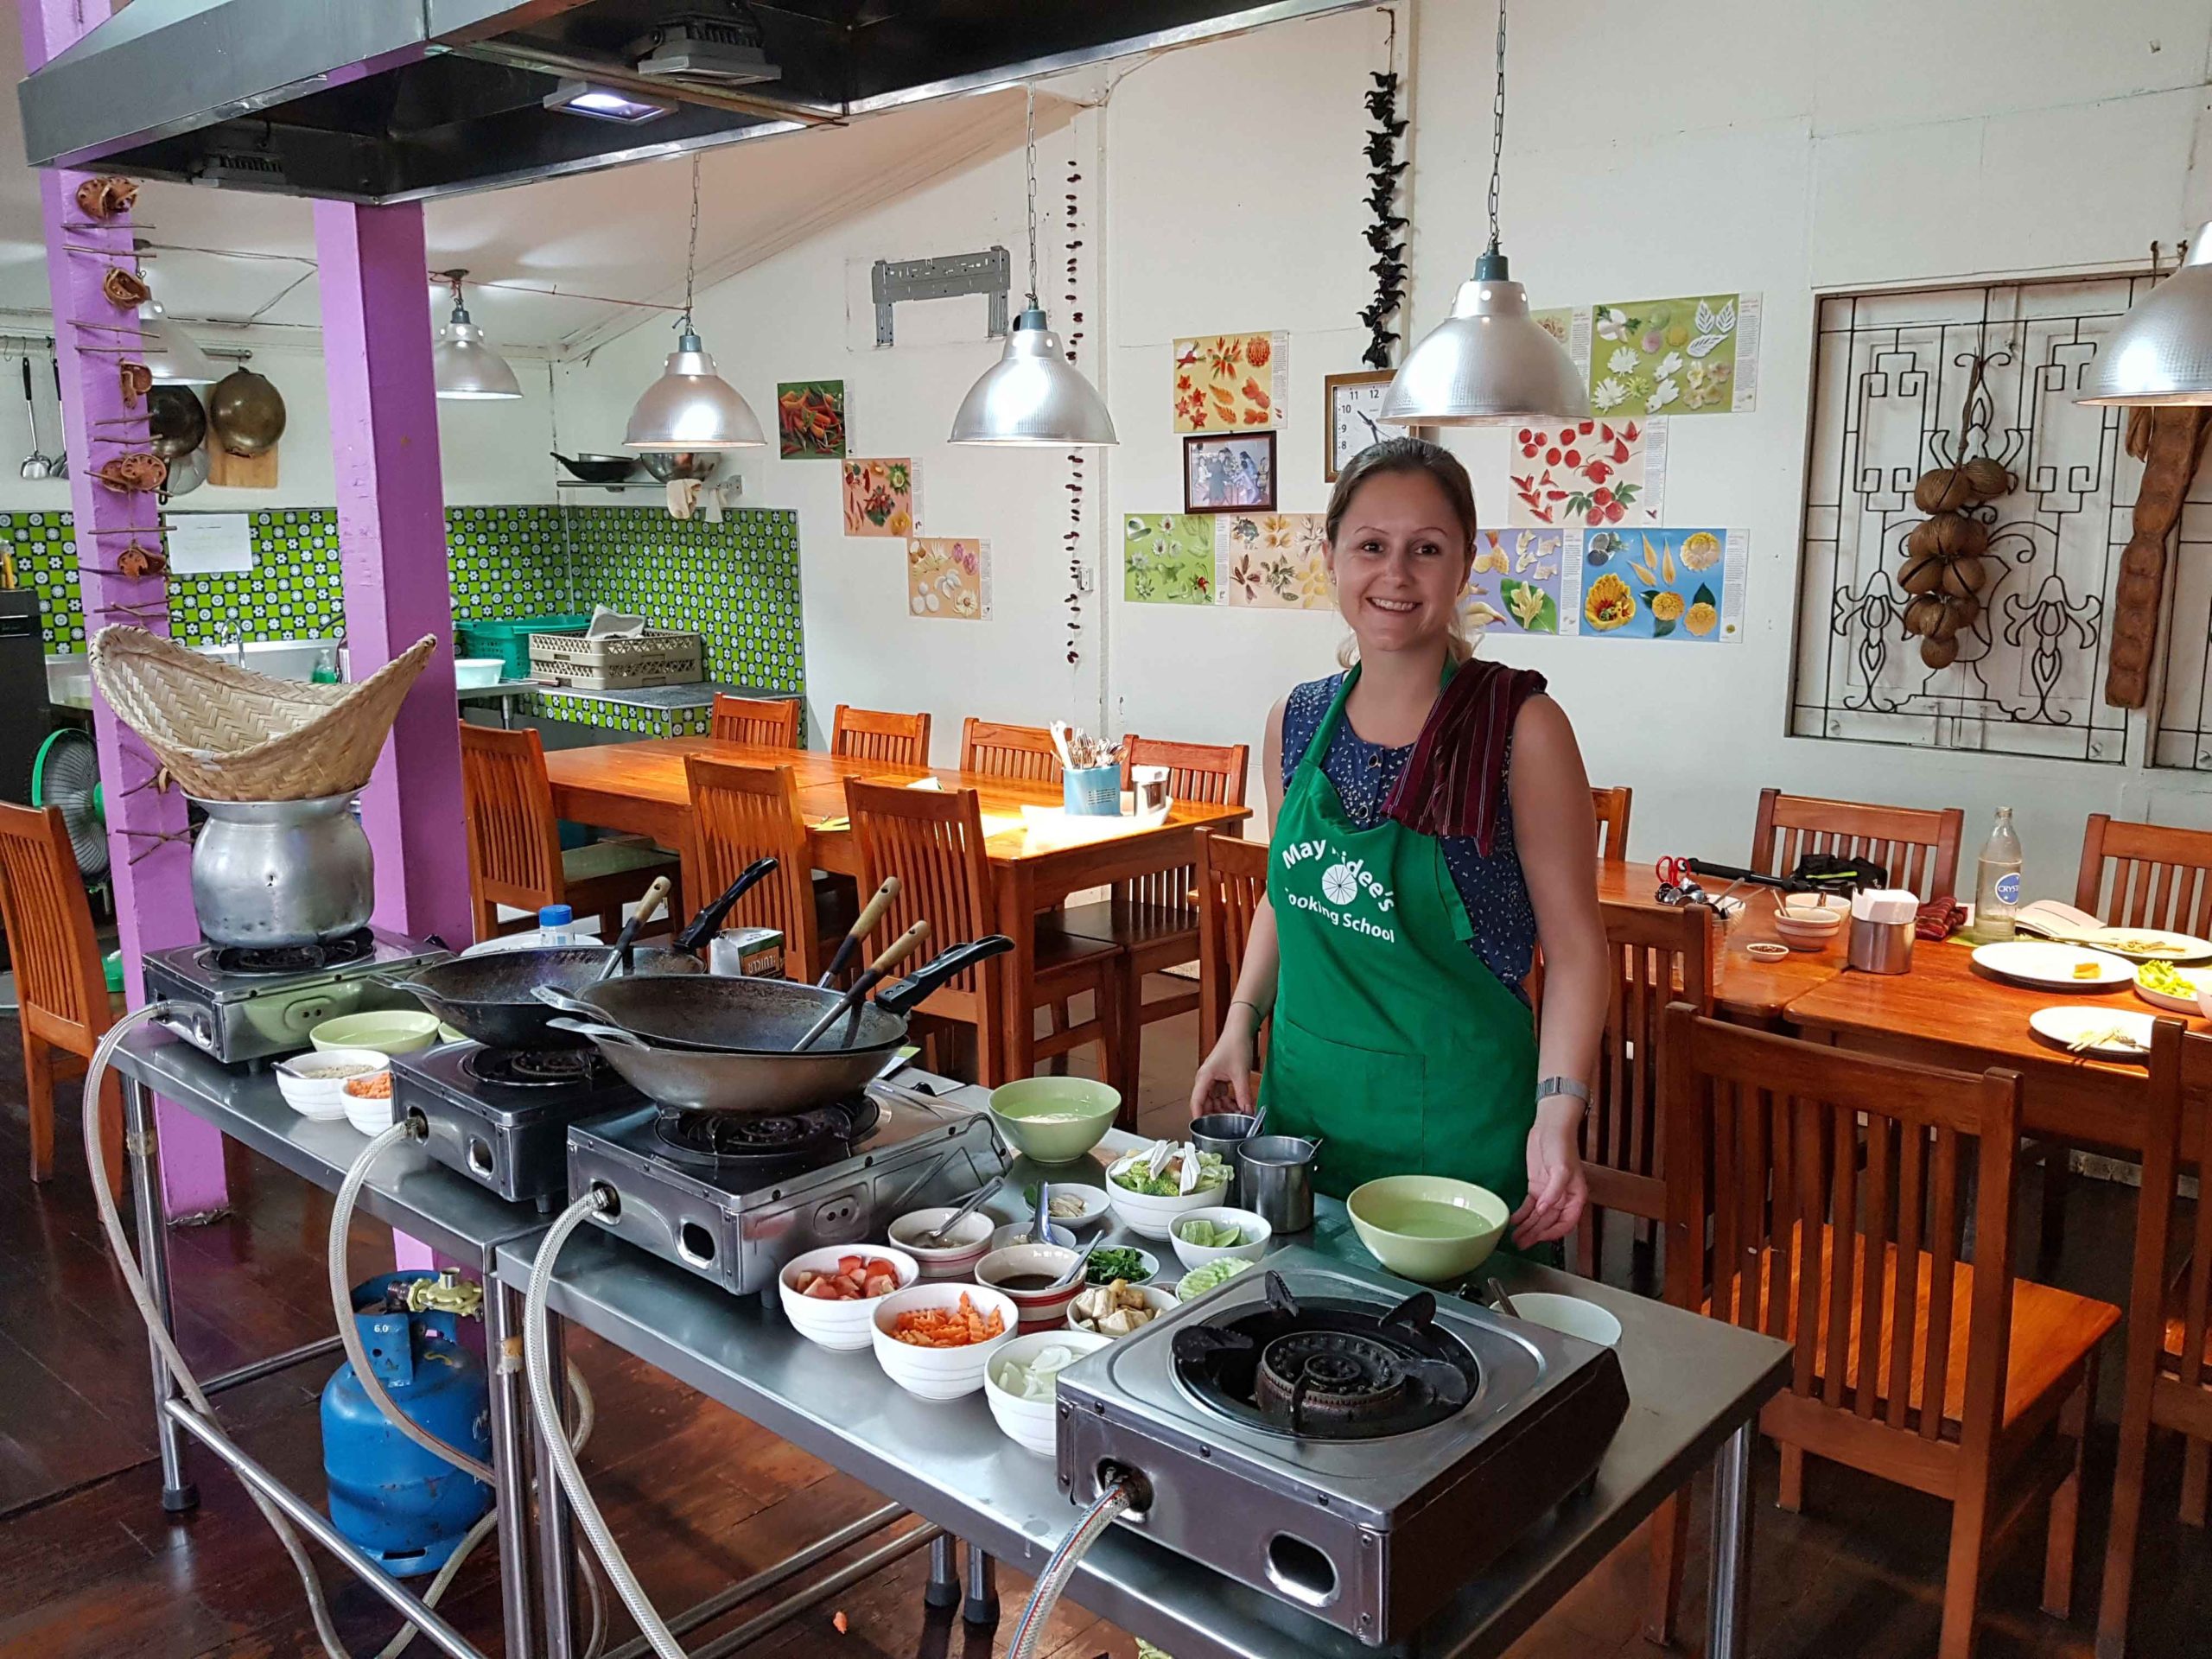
1236 1134 1319 1234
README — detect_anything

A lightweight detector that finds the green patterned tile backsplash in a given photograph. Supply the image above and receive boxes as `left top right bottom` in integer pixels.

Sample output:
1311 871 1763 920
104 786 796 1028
6 505 804 703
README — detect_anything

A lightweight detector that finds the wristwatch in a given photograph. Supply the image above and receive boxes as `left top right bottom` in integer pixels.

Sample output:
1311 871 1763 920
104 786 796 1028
1535 1076 1591 1105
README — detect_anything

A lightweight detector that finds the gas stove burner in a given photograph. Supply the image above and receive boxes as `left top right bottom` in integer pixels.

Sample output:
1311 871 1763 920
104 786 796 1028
462 1046 611 1090
203 929 376 977
1171 1271 1477 1440
651 1093 881 1168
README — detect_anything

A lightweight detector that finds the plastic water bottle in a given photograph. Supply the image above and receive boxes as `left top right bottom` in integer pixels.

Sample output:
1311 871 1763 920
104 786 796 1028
535 904 575 947
1968 808 2023 943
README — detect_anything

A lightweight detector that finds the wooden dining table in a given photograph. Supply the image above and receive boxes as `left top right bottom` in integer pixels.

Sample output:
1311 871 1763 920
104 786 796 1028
540 736 1253 1078
1597 861 1850 1024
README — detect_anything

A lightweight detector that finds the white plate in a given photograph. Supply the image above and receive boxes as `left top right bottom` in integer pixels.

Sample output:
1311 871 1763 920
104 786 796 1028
2070 926 2212 964
1971 940 2134 990
2133 963 2212 1015
2028 1005 2156 1059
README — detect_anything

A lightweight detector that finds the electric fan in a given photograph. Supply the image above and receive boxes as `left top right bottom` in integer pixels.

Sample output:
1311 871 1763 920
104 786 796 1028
31 728 106 882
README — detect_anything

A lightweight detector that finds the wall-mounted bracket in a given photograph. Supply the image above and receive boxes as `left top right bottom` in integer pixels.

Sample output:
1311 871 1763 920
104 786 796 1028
871 247 1010 347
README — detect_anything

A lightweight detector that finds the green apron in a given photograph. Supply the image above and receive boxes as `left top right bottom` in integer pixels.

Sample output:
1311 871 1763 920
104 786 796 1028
1259 668 1539 1208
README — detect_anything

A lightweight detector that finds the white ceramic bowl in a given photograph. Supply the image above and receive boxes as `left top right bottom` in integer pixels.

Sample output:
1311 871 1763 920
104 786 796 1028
1167 1205 1272 1272
1083 1244 1160 1287
975 1243 1088 1333
1029 1181 1110 1231
1065 1281 1178 1338
990 1219 1077 1252
275 1047 385 1121
982 1331 1111 1457
1102 1153 1235 1239
1772 906 1844 951
887 1208 996 1280
870 1281 1019 1401
340 1070 398 1135
778 1245 920 1351
1505 1292 1623 1347
454 657 505 689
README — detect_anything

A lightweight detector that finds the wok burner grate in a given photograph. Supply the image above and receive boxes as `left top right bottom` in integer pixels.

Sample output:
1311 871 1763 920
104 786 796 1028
463 1047 613 1090
201 929 376 978
651 1094 882 1170
1255 1332 1412 1435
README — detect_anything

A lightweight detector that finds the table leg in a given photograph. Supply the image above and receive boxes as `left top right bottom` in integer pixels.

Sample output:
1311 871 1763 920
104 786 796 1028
125 1076 198 1515
995 865 1037 1084
484 1279 538 1659
1706 1421 1755 1659
534 1307 579 1659
962 1541 998 1625
925 1533 960 1609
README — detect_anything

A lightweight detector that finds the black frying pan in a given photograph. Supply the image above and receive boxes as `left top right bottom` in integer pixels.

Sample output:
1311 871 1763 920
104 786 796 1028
398 946 702 1051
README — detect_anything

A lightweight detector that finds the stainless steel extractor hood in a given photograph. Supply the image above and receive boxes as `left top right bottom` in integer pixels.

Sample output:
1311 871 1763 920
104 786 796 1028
20 0 1365 204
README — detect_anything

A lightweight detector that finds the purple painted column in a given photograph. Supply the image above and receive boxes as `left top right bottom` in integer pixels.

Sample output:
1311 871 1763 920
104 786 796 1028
22 0 228 1216
313 202 472 949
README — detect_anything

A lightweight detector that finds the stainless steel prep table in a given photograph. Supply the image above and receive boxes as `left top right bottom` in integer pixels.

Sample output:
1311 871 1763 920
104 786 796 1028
106 1024 555 1659
503 1133 1791 1659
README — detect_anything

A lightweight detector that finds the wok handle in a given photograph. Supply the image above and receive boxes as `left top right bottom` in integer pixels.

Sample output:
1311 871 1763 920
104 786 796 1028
531 984 601 1017
544 1016 649 1050
1684 858 1796 890
677 856 779 954
596 875 671 981
874 934 1015 1018
791 920 931 1052
819 876 900 987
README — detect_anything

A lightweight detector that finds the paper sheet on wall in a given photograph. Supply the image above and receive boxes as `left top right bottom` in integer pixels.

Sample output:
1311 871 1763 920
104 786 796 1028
1214 512 1332 608
1172 332 1289 433
906 537 988 620
1506 417 1668 529
165 513 253 574
1124 514 1216 604
1462 527 1746 642
1587 294 1759 416
1461 528 1572 635
842 458 914 537
1531 308 1591 381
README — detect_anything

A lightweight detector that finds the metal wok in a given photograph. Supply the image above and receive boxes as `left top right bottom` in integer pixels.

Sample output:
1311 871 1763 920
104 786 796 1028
398 946 702 1051
539 937 1012 1116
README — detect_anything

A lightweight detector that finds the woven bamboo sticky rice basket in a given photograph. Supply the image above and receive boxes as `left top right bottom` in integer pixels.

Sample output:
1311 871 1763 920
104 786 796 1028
89 626 437 802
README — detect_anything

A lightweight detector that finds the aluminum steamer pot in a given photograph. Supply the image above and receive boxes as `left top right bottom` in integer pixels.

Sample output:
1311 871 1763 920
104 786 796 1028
189 792 373 946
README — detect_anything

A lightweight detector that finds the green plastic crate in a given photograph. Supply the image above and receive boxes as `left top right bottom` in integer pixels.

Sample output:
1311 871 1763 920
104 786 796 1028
456 613 590 680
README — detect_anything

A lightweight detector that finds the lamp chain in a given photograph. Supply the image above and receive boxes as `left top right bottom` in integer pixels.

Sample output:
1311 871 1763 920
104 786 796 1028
1024 85 1040 308
681 154 702 332
1488 0 1506 257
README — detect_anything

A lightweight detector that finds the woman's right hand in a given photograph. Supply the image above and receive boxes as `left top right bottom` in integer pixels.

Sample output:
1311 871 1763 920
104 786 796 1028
1189 1009 1258 1119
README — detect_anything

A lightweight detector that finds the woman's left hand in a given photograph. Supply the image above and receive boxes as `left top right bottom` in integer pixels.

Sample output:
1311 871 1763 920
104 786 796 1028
1510 1098 1587 1249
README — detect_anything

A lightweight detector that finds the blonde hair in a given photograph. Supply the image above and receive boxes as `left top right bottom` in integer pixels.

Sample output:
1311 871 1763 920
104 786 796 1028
1325 436 1479 669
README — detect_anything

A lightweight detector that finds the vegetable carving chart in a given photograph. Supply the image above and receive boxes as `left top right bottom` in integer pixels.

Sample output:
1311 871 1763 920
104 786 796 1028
1590 294 1758 416
1215 512 1332 609
1462 528 1567 634
1123 514 1217 605
1172 332 1290 432
1461 527 1746 642
1508 417 1669 529
906 537 990 620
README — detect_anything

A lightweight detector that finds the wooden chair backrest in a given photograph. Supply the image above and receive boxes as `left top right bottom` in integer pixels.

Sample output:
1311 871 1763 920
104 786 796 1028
710 695 801 750
960 718 1062 785
844 779 1000 1030
2075 814 2212 934
1751 787 1965 902
458 721 565 914
1119 734 1251 910
683 757 820 981
1663 1003 2020 1447
1590 785 1632 861
832 704 931 768
1582 900 1712 1225
0 802 111 1052
1197 832 1269 1045
2134 1019 2212 1412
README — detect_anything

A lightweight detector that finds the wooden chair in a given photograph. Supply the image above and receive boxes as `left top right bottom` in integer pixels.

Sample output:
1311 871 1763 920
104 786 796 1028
831 705 931 769
2075 814 2212 932
959 718 1063 785
1590 785 1631 861
709 694 801 750
457 722 679 942
845 779 1127 1090
0 802 121 1195
1751 786 1966 902
1648 1006 2118 1659
683 757 825 982
1572 899 1710 1287
2098 1017 2212 1657
1061 734 1250 1123
1196 831 1269 1049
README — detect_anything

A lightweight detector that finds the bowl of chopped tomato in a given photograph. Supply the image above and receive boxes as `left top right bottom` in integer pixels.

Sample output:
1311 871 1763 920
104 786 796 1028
870 1282 1020 1401
777 1245 920 1352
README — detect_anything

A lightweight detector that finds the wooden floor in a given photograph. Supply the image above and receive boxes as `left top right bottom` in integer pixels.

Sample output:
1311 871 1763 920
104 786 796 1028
3 982 2210 1659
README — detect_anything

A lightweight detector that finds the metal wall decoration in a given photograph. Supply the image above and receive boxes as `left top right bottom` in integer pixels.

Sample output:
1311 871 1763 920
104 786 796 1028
1789 274 2198 766
1359 68 1408 370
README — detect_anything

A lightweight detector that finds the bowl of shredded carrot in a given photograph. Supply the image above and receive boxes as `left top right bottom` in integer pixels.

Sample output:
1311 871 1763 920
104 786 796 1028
870 1282 1019 1401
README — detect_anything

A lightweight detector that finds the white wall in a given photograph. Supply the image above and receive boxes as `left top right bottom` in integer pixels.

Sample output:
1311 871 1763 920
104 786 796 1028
553 0 2212 893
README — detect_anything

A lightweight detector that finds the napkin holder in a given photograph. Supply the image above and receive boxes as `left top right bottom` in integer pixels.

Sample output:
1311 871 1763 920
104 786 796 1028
1847 887 1919 975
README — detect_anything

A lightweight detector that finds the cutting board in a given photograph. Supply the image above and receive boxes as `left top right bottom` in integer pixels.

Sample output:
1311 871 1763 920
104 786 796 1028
207 442 278 489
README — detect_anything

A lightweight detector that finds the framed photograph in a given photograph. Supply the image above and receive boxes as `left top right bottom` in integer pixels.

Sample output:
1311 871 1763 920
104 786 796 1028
1182 430 1277 514
1324 369 1421 481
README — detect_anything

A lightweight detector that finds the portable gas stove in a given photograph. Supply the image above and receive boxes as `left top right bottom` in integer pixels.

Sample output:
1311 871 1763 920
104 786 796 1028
1054 1250 1630 1646
393 1041 645 1210
143 926 448 1067
566 1080 1003 1300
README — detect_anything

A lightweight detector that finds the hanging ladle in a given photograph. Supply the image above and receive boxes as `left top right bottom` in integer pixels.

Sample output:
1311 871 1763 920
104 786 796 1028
48 353 67 480
19 358 51 480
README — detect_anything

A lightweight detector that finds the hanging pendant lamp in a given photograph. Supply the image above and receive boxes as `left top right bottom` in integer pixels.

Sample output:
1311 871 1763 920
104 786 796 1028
949 88 1116 447
432 270 523 401
1381 2 1586 425
130 245 217 387
2077 229 2212 405
625 156 766 450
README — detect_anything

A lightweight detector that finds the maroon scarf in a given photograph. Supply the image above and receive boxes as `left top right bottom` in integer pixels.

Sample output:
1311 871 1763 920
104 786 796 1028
1381 658 1547 855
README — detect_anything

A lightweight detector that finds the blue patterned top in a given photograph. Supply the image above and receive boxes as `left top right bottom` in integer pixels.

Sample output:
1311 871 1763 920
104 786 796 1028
1281 671 1535 1002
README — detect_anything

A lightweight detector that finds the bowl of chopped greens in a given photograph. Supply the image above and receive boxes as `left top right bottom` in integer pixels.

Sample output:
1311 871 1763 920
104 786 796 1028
1169 1205 1271 1272
1084 1244 1158 1287
1104 1141 1234 1238
2133 957 2212 1016
988 1077 1121 1165
984 1331 1113 1456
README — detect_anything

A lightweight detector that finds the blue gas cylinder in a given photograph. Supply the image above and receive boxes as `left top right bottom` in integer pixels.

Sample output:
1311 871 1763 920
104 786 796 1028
321 1270 493 1578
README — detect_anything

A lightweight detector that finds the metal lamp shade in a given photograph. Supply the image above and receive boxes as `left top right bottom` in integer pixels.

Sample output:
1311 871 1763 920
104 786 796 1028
1380 263 1589 425
948 308 1116 446
137 300 219 387
433 315 522 401
2078 225 2212 405
623 333 766 449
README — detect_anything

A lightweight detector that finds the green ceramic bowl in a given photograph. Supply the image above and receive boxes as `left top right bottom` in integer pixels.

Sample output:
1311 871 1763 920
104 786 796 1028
1346 1175 1510 1283
310 1010 442 1056
988 1077 1121 1165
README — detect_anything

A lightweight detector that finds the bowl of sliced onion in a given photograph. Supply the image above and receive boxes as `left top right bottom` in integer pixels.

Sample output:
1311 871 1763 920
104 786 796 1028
982 1330 1111 1456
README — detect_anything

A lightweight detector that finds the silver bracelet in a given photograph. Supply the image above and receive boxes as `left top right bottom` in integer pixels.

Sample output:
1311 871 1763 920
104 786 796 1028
1535 1076 1590 1105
